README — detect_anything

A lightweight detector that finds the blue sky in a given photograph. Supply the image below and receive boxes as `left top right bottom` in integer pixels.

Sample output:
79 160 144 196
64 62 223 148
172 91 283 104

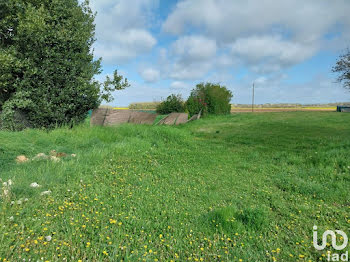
89 0 350 106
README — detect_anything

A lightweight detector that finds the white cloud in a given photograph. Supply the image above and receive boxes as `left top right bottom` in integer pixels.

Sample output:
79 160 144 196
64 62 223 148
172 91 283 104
170 81 190 90
94 31 156 63
90 0 158 30
230 35 318 72
169 61 213 80
171 35 217 62
139 68 160 83
157 36 217 80
215 55 235 68
162 0 350 73
231 35 317 64
254 76 267 85
163 0 350 43
90 0 158 64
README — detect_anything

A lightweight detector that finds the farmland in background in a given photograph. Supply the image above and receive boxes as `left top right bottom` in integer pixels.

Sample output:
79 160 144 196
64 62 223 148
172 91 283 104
128 102 161 110
231 102 349 112
124 102 349 113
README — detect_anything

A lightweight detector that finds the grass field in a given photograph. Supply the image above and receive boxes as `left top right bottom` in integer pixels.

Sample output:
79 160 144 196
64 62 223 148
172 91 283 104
0 112 350 261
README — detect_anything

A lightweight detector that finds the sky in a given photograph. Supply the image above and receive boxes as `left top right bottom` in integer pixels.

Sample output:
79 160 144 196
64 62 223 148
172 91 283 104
88 0 350 106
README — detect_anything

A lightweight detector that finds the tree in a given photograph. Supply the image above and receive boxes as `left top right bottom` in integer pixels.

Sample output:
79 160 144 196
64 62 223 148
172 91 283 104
0 0 128 130
185 83 233 116
156 94 185 114
333 49 350 90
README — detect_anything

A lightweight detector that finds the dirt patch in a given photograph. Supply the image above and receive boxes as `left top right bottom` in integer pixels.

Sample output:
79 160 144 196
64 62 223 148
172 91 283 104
158 113 188 125
91 109 158 126
175 113 188 125
128 111 157 124
16 155 29 163
104 110 132 126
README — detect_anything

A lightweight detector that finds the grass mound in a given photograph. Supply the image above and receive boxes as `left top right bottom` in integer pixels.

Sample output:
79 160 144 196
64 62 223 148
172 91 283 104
205 206 269 235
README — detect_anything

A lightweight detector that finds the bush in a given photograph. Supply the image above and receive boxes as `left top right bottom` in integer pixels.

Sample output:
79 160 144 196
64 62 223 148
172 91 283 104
156 94 185 114
0 109 32 131
185 83 233 116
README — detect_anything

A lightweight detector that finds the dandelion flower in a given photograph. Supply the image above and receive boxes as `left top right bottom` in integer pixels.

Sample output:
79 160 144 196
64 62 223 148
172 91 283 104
109 219 117 224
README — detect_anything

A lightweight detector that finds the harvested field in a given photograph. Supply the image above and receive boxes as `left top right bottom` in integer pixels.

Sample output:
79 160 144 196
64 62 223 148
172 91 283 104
231 107 336 113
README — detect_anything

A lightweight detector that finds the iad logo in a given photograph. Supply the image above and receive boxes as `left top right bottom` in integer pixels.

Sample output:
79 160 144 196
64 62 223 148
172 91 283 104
313 226 349 261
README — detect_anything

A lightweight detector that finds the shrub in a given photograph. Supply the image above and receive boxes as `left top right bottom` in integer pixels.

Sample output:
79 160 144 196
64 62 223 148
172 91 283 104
185 94 207 117
185 83 233 116
156 94 185 114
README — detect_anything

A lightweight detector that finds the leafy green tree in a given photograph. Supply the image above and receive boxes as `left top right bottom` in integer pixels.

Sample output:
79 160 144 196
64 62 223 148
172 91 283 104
0 0 128 130
333 49 350 90
156 94 185 114
186 83 233 116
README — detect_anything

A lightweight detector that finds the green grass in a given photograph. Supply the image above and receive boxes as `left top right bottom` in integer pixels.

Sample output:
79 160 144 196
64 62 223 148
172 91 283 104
0 112 350 261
